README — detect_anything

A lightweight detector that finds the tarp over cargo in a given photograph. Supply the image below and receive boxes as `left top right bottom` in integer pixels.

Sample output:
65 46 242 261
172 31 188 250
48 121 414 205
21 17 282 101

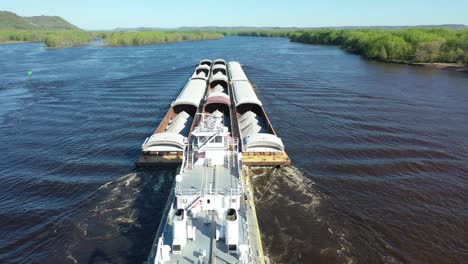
142 132 186 152
232 81 262 107
210 72 228 84
243 133 285 152
213 59 226 65
228 61 248 82
173 79 208 107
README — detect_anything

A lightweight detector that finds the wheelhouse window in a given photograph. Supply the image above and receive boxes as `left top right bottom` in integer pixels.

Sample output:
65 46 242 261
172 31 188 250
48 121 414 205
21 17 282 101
228 244 237 252
173 244 181 252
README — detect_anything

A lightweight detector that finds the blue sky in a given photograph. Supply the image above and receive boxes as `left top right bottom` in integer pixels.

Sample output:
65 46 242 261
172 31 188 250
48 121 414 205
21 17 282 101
2 0 468 30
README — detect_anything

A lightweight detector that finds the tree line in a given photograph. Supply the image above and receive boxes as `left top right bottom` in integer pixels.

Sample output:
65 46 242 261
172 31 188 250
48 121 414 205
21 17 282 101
1 28 467 64
100 31 223 46
0 30 92 48
224 30 293 38
0 30 223 48
225 28 468 64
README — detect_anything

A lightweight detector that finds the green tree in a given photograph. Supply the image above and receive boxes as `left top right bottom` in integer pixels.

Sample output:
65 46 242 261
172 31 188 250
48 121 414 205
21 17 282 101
415 40 443 62
378 46 388 60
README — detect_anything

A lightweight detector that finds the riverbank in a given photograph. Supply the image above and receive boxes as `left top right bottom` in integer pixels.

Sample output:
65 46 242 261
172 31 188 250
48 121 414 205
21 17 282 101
101 31 224 46
0 40 30 44
410 62 468 73
0 30 224 48
225 29 468 72
0 30 92 48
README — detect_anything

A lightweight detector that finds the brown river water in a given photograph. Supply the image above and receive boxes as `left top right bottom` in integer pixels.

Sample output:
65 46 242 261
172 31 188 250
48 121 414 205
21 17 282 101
0 36 467 263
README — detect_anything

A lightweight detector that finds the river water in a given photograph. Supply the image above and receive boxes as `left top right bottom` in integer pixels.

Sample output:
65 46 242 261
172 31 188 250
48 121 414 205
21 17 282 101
0 36 467 263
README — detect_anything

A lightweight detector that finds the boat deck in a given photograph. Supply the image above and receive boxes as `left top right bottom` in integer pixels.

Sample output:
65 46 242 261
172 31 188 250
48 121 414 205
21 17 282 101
177 162 240 195
162 209 249 264
145 159 266 263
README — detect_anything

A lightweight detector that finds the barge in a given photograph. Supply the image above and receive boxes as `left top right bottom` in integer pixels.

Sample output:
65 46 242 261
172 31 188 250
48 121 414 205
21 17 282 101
228 62 291 167
137 60 290 167
136 60 212 165
204 59 235 131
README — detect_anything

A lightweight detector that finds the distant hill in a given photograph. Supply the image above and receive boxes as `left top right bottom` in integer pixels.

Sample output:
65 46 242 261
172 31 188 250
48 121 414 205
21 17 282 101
179 25 468 31
0 11 79 30
113 25 468 32
0 11 34 30
114 27 170 31
315 24 468 30
24 16 79 30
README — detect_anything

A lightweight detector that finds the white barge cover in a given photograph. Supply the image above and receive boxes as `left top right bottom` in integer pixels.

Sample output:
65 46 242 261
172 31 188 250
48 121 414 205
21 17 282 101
238 110 285 152
243 133 285 152
172 79 207 107
142 111 193 152
214 58 226 65
232 81 262 107
210 71 228 83
212 64 227 71
228 61 248 81
142 132 185 152
191 65 210 80
199 59 212 66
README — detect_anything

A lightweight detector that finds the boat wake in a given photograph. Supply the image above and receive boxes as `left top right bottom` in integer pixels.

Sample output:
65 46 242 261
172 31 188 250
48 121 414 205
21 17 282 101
57 169 175 264
249 166 354 264
1 170 175 263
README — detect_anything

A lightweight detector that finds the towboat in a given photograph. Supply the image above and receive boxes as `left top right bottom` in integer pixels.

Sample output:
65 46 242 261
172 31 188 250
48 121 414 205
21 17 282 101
146 110 265 264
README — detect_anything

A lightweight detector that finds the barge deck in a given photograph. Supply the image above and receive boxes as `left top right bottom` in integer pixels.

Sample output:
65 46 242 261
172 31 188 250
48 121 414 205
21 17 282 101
137 60 290 167
228 62 291 167
137 60 212 166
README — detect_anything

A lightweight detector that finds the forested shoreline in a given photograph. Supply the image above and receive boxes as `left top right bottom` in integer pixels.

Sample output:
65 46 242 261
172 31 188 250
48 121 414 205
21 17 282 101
100 31 223 46
225 29 468 64
2 28 467 66
0 30 92 48
0 30 223 48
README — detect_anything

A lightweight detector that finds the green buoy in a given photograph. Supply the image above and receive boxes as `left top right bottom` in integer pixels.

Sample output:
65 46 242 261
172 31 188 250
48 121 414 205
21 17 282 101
27 70 33 79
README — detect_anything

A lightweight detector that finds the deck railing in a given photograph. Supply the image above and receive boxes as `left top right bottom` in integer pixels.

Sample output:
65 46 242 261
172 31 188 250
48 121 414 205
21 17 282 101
176 188 241 196
146 182 176 264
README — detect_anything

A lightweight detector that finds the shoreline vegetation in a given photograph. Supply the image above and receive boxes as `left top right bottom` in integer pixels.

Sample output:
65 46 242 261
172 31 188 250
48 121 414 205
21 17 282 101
1 27 467 72
224 28 468 71
0 30 223 49
0 30 92 48
101 31 224 46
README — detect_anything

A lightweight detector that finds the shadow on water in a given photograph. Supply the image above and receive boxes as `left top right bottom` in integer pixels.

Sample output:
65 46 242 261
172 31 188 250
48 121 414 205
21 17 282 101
249 166 353 264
